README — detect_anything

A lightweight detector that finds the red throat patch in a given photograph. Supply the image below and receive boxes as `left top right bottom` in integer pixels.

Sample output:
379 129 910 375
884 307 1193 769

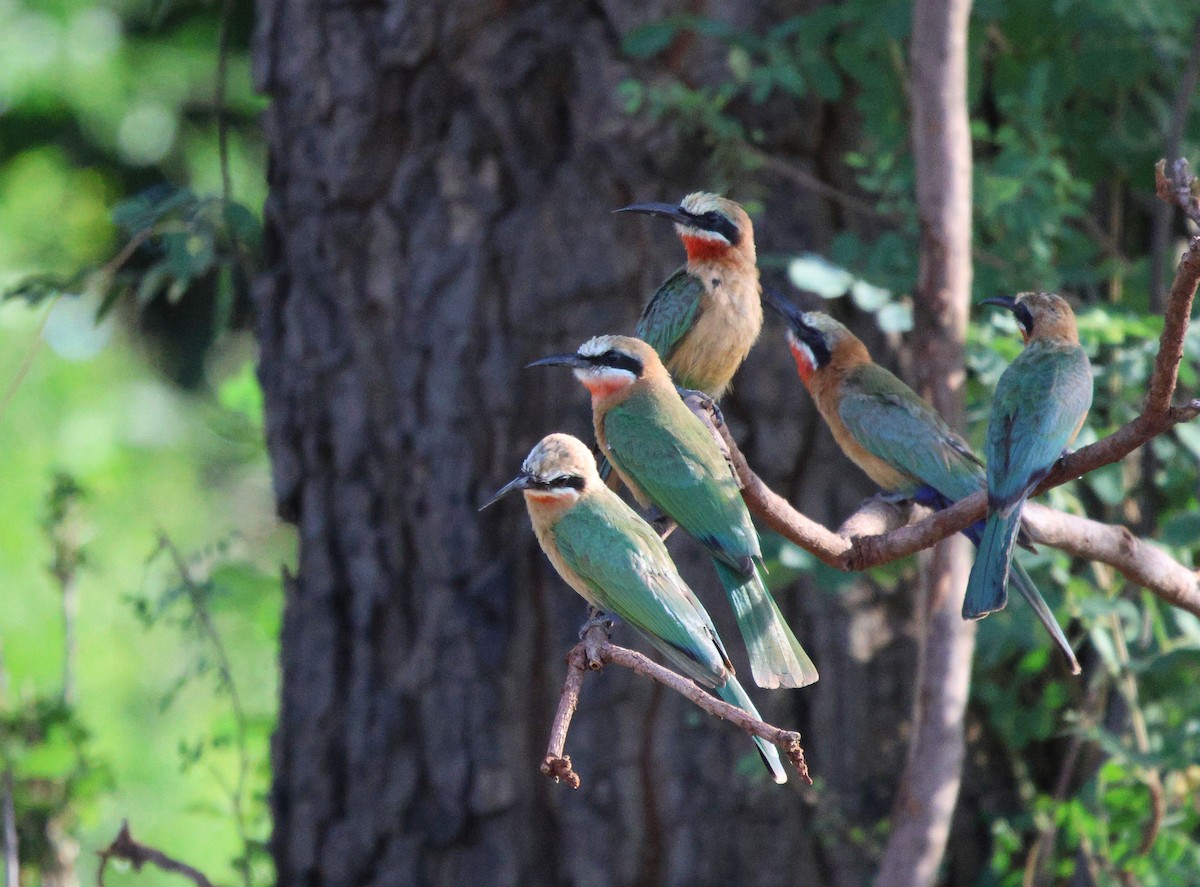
680 234 733 264
787 339 815 385
581 375 633 401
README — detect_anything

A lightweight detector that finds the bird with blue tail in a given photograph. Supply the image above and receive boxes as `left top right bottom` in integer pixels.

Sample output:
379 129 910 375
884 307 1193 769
766 289 1082 674
966 293 1092 646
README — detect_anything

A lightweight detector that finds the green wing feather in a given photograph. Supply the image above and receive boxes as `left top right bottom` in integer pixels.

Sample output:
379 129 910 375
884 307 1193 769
838 364 984 501
553 495 729 687
553 493 792 781
605 389 759 569
987 344 1092 512
635 268 705 365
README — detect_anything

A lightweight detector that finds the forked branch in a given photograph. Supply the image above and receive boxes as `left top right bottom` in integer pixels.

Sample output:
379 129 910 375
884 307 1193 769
706 171 1200 613
541 622 810 789
97 820 214 887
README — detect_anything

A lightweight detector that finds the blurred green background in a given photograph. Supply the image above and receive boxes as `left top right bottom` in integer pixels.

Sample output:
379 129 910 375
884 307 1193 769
1 0 1198 883
0 0 280 883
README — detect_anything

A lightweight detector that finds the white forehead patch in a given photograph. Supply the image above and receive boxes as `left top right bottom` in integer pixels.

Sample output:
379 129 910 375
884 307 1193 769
680 192 721 215
578 336 617 358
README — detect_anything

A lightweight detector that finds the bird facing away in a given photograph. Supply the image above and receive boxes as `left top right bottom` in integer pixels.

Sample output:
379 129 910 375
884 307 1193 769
616 193 762 399
482 433 787 783
767 291 1081 674
528 336 819 690
966 293 1092 632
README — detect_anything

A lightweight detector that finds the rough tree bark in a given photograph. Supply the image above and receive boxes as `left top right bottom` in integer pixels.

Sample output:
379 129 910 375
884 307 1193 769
251 0 993 885
875 0 975 885
251 2 875 885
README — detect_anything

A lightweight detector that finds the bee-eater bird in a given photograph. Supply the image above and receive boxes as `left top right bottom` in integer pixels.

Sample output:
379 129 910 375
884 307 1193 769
528 336 818 690
482 433 788 783
966 293 1092 631
615 193 762 399
767 292 1081 673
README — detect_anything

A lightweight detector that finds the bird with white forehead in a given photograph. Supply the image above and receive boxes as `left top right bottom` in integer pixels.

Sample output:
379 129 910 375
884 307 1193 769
482 432 788 782
616 192 762 400
528 336 818 690
767 291 1080 673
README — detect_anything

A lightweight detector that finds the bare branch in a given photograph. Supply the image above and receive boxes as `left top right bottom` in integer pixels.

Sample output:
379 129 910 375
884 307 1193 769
1155 158 1200 227
713 217 1200 613
1021 505 1200 616
97 821 214 887
541 622 810 789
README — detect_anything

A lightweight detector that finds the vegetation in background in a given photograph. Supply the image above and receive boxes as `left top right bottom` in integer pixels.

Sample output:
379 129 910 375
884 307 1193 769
1 0 1197 882
0 0 278 883
622 1 1200 882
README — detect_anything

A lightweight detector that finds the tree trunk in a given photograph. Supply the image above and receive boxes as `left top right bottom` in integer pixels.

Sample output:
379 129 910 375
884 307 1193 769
253 1 953 884
874 0 975 885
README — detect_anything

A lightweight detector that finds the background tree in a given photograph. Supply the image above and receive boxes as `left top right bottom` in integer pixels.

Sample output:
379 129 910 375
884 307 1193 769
1 0 1198 884
254 0 1199 886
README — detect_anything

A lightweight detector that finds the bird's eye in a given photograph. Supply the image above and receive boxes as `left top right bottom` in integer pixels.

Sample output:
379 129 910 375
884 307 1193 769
597 350 644 376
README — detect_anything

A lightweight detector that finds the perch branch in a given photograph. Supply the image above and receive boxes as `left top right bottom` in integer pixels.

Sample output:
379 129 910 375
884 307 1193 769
541 622 810 789
704 208 1200 613
97 820 214 887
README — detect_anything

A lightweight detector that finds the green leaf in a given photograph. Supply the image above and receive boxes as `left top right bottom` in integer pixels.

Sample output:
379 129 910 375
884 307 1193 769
1174 422 1200 460
622 22 679 58
1160 512 1200 548
222 202 262 251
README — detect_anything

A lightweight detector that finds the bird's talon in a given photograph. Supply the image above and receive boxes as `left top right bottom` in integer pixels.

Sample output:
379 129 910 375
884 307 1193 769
578 613 615 639
679 388 725 427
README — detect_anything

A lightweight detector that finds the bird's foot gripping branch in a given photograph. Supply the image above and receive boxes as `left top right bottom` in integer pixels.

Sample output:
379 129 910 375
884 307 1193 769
541 621 812 790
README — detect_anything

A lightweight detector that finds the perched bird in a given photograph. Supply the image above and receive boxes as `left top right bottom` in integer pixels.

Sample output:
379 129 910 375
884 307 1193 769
529 336 818 689
482 433 787 783
616 193 762 399
966 293 1092 629
767 292 1081 673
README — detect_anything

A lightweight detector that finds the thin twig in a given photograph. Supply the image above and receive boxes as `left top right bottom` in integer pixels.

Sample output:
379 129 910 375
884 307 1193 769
1150 20 1200 310
3 769 17 887
1106 606 1164 856
96 820 214 887
1022 673 1109 887
158 534 252 883
541 623 810 788
0 300 55 427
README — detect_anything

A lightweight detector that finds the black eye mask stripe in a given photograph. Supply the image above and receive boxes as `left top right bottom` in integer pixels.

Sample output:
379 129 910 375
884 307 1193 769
582 349 644 377
528 474 586 491
1014 302 1034 334
695 210 741 246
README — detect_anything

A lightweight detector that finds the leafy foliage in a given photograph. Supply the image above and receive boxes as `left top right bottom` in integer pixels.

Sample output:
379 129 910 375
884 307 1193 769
621 1 1200 881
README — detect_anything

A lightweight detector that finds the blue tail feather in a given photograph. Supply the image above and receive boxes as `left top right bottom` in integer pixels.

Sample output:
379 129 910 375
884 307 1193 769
964 508 1021 619
1009 561 1079 674
716 676 788 784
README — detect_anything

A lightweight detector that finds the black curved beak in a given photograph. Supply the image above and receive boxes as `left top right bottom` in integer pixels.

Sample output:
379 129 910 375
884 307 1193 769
764 288 823 348
479 473 533 511
763 286 806 326
525 353 590 370
613 202 696 227
981 295 1033 334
